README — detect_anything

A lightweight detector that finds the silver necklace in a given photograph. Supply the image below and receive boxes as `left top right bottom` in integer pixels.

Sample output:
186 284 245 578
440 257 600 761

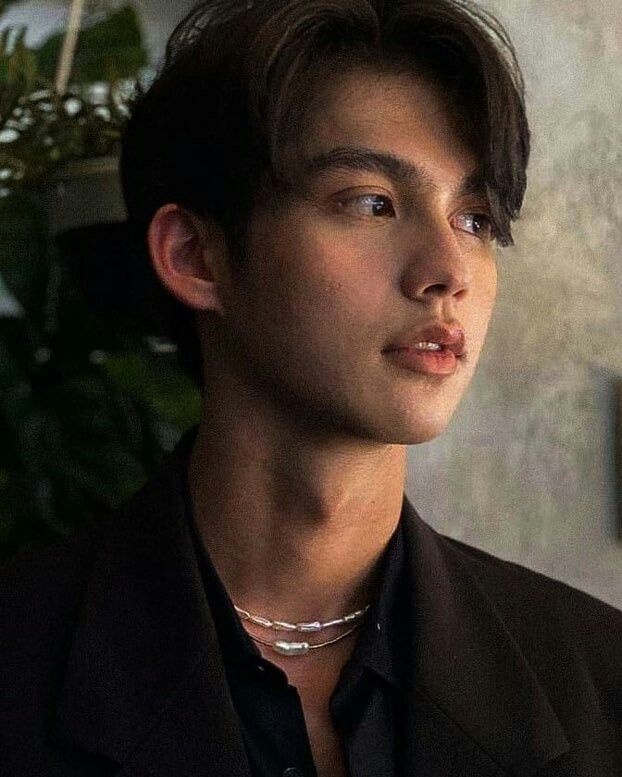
233 604 370 632
233 603 371 656
248 622 363 656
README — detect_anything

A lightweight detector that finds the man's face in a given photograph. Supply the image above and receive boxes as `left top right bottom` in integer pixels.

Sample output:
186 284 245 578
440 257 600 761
213 68 498 444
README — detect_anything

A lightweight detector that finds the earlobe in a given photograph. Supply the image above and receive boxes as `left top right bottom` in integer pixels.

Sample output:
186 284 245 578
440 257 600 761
147 203 227 314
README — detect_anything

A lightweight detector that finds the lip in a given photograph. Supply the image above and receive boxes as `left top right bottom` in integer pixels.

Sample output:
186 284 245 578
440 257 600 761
383 322 466 376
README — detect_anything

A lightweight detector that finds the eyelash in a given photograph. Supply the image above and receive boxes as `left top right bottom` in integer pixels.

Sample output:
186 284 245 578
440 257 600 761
338 193 496 242
340 193 396 219
452 212 496 242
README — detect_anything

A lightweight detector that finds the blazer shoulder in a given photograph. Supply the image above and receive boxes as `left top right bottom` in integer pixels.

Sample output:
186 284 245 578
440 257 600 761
0 522 110 730
442 532 622 616
0 519 102 636
0 445 189 647
440 532 622 674
0 452 175 611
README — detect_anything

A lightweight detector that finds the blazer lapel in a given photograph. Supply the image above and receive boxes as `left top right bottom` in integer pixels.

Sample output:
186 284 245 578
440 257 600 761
51 437 569 777
400 498 570 776
53 446 251 777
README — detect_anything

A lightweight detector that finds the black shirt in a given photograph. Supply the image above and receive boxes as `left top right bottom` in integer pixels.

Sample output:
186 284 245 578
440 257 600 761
183 471 413 777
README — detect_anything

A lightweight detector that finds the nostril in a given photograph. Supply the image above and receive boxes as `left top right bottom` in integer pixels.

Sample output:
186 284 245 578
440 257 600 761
400 263 471 301
425 283 451 295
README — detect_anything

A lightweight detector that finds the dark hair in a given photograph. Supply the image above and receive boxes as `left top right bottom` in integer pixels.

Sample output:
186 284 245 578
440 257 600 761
120 0 530 385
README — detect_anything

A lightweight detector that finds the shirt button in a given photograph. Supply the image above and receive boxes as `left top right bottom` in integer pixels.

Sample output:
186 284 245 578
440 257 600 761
282 769 304 777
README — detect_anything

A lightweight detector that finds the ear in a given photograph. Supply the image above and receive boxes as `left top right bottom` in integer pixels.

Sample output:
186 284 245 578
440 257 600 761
147 203 228 314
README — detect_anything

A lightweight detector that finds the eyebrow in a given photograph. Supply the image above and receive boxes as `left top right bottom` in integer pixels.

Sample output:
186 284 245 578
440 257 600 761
302 145 488 201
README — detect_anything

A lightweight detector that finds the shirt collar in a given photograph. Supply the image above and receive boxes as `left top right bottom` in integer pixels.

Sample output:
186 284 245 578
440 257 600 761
347 507 410 690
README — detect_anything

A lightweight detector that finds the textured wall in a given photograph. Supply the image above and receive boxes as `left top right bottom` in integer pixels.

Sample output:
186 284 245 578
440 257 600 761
407 0 622 609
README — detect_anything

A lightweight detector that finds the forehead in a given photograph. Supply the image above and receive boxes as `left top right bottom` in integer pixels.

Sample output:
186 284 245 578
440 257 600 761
298 67 480 192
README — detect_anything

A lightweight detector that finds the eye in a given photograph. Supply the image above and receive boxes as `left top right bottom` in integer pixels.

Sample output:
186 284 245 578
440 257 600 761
340 193 396 219
453 212 495 242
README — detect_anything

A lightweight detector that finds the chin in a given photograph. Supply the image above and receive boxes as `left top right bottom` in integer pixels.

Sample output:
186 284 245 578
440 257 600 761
385 423 450 446
408 427 449 445
373 394 460 445
364 410 454 446
298 384 460 445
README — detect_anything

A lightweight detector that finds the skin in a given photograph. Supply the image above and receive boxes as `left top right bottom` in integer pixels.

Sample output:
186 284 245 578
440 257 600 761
148 67 498 774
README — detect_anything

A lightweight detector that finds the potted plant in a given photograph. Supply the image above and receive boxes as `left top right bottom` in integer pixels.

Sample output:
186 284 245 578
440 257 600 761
0 1 200 556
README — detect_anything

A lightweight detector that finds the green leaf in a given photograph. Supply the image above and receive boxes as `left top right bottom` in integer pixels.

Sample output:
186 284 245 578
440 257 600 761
101 350 200 430
6 30 37 90
36 5 147 85
0 192 51 319
0 1 21 17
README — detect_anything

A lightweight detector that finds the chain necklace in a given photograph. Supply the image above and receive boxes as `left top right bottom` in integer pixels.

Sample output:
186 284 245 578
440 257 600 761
247 622 363 656
233 603 371 656
233 604 370 632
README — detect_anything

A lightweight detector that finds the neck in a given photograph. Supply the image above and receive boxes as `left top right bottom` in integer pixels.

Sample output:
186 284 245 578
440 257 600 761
188 381 407 624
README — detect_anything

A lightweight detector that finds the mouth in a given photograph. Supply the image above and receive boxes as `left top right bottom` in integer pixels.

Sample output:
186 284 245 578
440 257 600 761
383 345 461 376
382 322 467 376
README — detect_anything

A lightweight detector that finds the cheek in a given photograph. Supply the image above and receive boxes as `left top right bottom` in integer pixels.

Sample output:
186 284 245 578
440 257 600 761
253 222 389 341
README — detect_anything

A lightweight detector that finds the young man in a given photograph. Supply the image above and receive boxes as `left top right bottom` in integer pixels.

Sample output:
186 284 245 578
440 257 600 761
1 1 621 775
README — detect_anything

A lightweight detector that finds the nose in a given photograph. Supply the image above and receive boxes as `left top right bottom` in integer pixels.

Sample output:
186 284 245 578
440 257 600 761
399 225 472 303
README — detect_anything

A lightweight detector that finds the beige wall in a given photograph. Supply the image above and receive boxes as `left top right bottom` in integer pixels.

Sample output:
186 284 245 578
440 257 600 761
407 0 622 609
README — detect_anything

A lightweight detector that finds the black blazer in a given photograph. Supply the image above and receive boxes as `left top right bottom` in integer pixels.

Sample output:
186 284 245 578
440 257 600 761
1 446 621 776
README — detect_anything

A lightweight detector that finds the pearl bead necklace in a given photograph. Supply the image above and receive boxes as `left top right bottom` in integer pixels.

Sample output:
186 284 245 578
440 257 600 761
233 603 371 656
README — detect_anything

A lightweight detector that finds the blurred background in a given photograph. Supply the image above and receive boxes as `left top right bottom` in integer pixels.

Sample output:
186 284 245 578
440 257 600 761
0 1 621 608
0 0 200 557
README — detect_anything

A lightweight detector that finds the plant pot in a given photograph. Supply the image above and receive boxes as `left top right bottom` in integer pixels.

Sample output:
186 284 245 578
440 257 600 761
39 154 126 235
